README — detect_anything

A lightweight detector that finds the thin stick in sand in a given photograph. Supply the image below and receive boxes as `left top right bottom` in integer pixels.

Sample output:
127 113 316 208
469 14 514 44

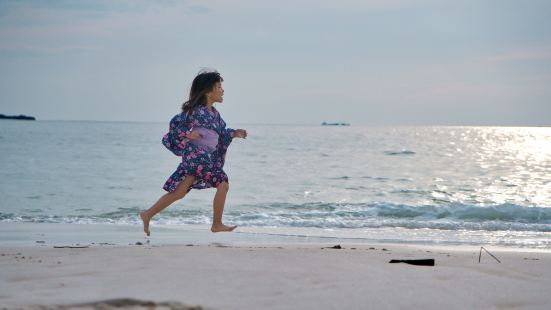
478 246 502 263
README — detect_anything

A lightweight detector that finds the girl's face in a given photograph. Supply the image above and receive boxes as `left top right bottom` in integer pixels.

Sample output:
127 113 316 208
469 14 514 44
207 82 224 103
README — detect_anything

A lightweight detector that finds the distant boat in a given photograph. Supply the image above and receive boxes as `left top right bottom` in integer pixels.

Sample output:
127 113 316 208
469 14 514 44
0 114 36 121
321 121 350 126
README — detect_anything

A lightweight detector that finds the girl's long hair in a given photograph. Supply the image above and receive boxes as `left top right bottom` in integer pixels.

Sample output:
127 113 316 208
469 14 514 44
182 70 223 115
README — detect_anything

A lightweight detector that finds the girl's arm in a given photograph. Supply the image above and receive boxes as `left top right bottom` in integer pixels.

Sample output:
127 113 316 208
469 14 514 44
221 128 246 140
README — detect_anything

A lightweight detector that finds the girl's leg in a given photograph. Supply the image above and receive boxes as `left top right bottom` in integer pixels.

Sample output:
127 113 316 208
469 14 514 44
140 176 196 236
211 181 237 232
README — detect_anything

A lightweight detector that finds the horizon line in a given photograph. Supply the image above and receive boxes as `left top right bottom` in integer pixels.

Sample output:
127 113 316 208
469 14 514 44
2 118 549 128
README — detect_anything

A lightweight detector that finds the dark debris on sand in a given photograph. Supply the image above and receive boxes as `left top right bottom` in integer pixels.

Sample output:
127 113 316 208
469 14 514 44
5 298 212 310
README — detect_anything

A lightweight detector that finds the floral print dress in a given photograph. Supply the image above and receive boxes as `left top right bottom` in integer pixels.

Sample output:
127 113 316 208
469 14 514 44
162 106 235 192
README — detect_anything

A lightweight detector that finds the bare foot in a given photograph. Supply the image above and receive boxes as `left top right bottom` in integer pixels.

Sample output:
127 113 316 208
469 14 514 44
211 224 237 233
140 211 150 236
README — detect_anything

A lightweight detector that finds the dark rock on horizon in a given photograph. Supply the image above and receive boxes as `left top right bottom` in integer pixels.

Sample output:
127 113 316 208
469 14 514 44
0 114 36 120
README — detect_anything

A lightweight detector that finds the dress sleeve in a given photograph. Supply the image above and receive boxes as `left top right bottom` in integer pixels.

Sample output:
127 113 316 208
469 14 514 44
162 112 194 156
224 128 236 140
212 119 235 170
218 127 234 151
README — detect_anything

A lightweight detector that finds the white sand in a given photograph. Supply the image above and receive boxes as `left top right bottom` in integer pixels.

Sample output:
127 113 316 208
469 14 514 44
1 243 550 309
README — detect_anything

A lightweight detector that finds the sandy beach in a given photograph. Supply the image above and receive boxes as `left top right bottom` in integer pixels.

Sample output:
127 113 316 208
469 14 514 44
2 234 551 310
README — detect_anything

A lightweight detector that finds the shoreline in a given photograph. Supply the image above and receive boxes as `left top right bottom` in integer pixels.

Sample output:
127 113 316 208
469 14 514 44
1 222 550 252
1 242 550 309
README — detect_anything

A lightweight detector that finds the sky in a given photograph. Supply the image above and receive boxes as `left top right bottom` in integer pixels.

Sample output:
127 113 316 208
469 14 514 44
0 0 550 125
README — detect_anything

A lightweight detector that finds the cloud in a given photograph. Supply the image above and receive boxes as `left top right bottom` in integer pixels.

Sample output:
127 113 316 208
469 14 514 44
189 4 211 14
0 0 180 13
402 80 505 110
489 47 551 62
411 81 496 98
0 1 204 54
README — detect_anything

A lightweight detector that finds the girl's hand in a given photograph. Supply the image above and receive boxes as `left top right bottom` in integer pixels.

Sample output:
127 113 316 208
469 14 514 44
187 130 201 140
234 129 248 139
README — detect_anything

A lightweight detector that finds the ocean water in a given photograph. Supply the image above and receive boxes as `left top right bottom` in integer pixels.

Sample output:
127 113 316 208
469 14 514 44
1 120 550 248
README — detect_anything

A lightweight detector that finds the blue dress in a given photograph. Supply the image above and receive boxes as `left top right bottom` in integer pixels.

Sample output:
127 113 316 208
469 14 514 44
162 106 235 192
